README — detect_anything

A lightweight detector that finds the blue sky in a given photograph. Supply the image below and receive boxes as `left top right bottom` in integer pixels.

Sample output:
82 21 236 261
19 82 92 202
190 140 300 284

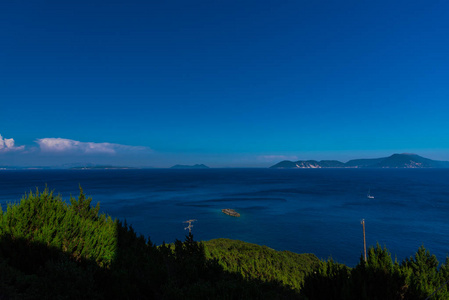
1 0 449 167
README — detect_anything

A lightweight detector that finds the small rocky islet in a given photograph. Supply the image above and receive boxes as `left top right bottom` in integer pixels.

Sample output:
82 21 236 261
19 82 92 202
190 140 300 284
222 208 240 217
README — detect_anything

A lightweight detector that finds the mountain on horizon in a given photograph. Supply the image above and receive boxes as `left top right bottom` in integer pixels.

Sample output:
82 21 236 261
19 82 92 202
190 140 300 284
270 153 449 169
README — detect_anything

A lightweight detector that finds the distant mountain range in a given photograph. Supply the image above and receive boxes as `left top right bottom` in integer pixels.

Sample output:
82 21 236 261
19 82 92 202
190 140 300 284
270 154 449 169
170 164 209 169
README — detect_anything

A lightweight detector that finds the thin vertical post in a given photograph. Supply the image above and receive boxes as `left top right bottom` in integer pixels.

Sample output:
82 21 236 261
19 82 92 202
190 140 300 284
361 219 367 262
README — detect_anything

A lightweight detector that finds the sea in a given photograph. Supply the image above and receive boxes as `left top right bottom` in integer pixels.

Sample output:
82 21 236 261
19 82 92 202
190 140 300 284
1 168 448 267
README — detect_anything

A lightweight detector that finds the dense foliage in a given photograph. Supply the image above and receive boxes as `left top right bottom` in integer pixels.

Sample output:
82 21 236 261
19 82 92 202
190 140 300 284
1 188 448 299
301 244 449 300
204 238 320 290
0 188 115 267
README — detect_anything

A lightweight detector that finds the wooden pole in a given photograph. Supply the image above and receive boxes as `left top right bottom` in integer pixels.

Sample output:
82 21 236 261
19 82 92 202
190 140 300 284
361 219 367 262
184 219 197 234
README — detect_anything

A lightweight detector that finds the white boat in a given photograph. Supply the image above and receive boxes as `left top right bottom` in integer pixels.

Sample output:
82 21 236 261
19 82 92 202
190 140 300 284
367 189 374 199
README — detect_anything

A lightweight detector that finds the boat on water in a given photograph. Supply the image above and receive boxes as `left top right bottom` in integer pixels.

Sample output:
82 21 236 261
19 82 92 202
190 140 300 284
222 209 240 217
367 189 374 199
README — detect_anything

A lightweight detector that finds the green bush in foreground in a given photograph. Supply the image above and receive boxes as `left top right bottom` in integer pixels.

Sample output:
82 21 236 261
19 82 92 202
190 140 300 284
0 187 116 267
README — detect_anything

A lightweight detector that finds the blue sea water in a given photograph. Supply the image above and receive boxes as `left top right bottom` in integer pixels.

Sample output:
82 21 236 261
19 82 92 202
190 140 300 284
1 168 449 267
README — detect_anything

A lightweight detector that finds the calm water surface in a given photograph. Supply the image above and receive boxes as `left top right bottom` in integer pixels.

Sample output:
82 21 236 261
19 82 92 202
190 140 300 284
1 168 448 267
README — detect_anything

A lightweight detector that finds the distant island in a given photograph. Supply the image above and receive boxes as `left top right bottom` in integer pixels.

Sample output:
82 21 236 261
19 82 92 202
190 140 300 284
0 164 136 170
70 166 135 170
270 153 449 169
0 166 54 170
170 164 210 169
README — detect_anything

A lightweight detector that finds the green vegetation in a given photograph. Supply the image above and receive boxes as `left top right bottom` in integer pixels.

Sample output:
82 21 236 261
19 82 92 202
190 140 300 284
302 244 449 299
1 188 449 299
204 238 320 290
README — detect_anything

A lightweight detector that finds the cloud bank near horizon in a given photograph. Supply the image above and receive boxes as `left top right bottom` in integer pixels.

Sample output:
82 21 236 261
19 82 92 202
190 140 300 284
36 138 150 155
0 133 153 166
1 134 295 167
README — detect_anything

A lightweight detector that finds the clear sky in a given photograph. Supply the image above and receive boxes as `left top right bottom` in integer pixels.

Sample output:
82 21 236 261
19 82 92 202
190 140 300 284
1 0 449 167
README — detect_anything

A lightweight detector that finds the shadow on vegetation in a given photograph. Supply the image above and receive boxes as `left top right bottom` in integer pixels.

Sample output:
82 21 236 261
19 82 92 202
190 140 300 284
0 188 301 299
300 244 449 300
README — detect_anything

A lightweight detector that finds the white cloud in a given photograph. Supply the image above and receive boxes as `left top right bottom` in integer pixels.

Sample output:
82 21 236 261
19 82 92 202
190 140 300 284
0 134 25 153
36 138 151 155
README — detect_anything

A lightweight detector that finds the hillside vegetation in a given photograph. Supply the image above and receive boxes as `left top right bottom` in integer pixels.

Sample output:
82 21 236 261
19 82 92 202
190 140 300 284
1 188 449 299
204 239 320 290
